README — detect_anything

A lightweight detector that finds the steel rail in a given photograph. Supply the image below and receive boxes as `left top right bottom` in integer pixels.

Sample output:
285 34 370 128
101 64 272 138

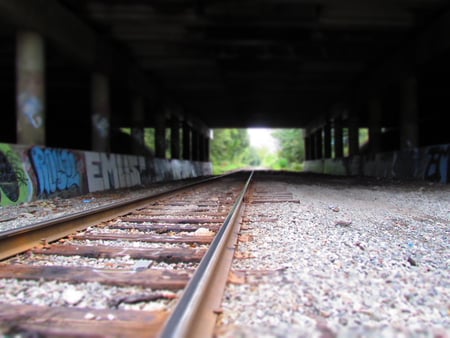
0 173 236 260
159 171 254 338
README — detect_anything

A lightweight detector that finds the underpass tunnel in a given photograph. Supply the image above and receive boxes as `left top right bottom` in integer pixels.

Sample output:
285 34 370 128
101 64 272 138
1 0 450 185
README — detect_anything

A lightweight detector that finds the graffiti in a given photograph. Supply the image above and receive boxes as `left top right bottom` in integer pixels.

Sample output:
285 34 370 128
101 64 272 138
425 146 450 183
119 155 143 187
30 147 81 196
92 114 109 138
85 153 143 192
392 149 420 180
171 159 205 180
153 158 173 182
18 92 43 128
0 144 33 205
84 152 207 191
139 158 156 185
2 142 210 206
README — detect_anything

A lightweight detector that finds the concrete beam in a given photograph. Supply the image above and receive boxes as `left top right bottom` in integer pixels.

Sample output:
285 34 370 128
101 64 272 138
0 0 157 102
360 7 450 93
415 10 450 65
0 0 96 65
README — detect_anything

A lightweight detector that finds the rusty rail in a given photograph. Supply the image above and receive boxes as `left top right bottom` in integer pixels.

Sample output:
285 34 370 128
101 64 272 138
160 171 254 338
0 175 226 260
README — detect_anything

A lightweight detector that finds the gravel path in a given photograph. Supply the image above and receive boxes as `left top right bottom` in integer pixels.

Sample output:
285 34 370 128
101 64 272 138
216 175 450 338
0 178 205 233
1 173 449 337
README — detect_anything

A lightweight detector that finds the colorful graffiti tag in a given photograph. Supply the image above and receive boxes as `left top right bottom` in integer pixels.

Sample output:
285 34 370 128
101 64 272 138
18 92 43 129
425 145 450 183
85 152 145 192
30 147 82 196
0 144 33 206
1 142 210 206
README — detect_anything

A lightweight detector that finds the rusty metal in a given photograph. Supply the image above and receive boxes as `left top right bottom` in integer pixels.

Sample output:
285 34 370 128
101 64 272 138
160 171 254 338
0 175 223 260
0 171 253 337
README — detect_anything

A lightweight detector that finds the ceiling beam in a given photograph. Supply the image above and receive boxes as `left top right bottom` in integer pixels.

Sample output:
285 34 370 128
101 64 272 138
0 0 96 65
0 0 160 103
358 6 450 96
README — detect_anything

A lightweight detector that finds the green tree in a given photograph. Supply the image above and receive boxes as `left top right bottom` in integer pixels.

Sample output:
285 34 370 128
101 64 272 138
211 129 255 174
272 129 304 171
144 128 155 152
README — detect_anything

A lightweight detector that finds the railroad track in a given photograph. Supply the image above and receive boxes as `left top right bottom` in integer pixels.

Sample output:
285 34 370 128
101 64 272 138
0 172 253 338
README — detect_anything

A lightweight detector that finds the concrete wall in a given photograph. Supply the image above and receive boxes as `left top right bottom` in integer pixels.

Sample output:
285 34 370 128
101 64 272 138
304 143 449 184
0 142 212 206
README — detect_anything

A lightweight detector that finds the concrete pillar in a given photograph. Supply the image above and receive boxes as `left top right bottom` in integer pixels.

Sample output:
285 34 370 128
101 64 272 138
198 135 205 162
192 130 200 161
334 117 343 158
131 97 145 155
170 117 181 159
348 116 359 156
199 134 210 162
91 73 110 152
304 133 312 161
307 134 313 160
204 134 210 162
16 31 45 145
182 122 191 160
368 95 382 154
155 114 166 158
314 129 323 159
400 75 419 150
324 122 332 159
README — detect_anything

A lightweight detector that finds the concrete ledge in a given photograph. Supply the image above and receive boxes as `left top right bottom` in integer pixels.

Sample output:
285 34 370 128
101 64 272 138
0 142 212 206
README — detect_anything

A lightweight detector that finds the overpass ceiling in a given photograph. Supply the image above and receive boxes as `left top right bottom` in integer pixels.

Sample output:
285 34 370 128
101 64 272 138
61 0 448 128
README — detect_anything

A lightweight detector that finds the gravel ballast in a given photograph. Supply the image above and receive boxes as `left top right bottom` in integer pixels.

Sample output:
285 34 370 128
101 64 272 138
0 173 448 337
216 175 449 337
0 178 206 233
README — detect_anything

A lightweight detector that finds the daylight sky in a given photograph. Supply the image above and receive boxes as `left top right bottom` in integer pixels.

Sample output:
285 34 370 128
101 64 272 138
248 128 277 152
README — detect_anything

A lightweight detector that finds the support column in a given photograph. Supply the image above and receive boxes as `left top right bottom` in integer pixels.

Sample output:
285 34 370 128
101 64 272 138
91 73 110 152
324 122 332 159
314 129 323 159
204 134 210 162
400 75 419 150
16 31 45 145
199 134 210 162
170 117 181 159
304 132 312 161
192 130 200 161
198 135 205 162
131 97 145 155
348 116 359 156
155 114 166 158
182 121 191 160
368 95 382 154
334 117 343 158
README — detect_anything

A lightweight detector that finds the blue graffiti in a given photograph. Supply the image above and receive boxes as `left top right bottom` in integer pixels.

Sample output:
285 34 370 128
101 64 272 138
425 146 450 184
31 147 81 195
18 93 43 128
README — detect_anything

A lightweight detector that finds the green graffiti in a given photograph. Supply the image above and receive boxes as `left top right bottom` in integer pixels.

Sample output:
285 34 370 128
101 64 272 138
0 143 33 206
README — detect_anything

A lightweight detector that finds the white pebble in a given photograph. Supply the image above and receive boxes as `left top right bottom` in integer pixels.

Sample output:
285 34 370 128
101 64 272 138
62 287 84 305
84 312 96 320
